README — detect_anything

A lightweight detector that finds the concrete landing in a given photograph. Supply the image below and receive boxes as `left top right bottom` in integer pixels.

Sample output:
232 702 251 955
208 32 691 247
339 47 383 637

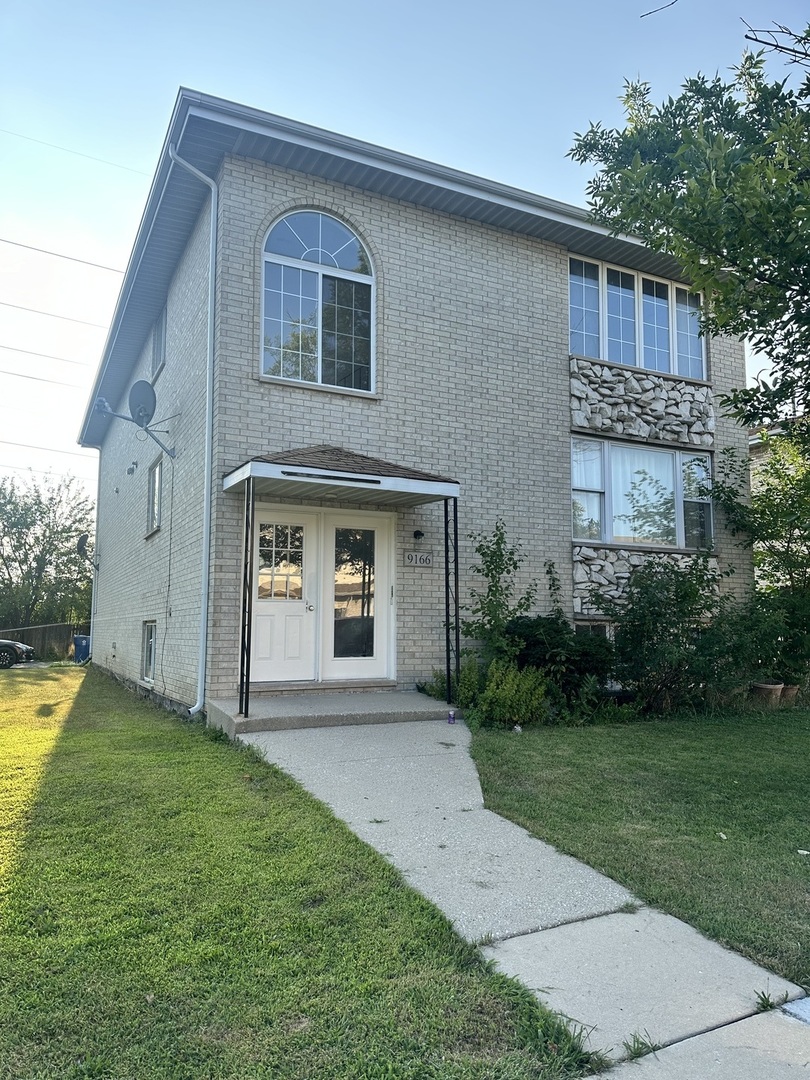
208 689 448 737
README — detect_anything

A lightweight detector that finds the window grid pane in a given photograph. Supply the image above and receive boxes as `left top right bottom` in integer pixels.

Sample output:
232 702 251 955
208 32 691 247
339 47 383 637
676 288 703 379
569 259 600 358
606 269 636 365
321 277 371 391
642 279 671 372
257 523 304 600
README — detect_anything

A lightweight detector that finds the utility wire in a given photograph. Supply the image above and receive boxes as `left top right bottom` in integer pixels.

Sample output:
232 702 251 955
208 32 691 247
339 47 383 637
0 127 151 176
0 238 124 274
0 367 83 388
0 344 95 368
0 300 109 330
0 462 97 483
0 438 95 459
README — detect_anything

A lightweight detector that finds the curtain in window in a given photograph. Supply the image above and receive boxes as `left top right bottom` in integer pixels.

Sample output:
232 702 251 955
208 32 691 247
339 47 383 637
611 446 676 545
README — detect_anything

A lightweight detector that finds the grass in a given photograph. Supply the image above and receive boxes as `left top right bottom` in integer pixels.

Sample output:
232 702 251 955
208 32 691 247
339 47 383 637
470 707 810 989
0 667 598 1080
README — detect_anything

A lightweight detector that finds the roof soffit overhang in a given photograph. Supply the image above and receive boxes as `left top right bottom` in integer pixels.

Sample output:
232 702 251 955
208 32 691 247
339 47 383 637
223 447 460 509
79 89 687 448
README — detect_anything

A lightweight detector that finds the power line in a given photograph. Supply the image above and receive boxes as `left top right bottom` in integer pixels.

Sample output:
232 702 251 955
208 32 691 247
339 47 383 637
0 300 109 330
0 238 124 274
0 367 84 388
0 461 97 483
0 438 96 459
0 344 94 368
0 127 151 176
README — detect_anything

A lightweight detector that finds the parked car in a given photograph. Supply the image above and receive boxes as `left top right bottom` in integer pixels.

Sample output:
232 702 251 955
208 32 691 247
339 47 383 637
0 640 35 668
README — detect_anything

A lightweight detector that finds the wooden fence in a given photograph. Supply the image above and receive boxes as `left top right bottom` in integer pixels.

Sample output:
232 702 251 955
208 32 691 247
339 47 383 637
0 623 91 660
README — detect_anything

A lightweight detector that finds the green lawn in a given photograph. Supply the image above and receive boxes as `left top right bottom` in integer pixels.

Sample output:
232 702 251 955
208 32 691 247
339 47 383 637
471 708 810 989
0 667 595 1080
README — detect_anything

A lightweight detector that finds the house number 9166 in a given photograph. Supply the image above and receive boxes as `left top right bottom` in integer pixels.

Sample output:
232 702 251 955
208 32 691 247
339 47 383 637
405 551 433 567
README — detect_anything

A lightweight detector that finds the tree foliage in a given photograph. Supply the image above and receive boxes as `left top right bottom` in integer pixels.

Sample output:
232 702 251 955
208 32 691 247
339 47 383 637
569 26 810 424
0 475 94 629
460 519 537 663
712 429 810 592
593 556 780 712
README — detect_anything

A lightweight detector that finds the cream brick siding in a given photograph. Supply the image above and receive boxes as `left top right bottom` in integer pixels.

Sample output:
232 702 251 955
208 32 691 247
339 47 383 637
92 204 212 704
205 157 573 697
91 151 751 709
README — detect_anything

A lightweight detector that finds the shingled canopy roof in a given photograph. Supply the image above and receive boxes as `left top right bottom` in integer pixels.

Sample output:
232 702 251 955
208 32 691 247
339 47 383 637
222 445 460 508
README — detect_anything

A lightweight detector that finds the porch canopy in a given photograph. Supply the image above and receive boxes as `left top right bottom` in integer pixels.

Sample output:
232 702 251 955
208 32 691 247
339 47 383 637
223 446 460 717
222 445 460 506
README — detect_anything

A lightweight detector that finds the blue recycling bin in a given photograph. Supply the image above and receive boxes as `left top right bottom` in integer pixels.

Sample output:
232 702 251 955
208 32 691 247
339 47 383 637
73 635 91 663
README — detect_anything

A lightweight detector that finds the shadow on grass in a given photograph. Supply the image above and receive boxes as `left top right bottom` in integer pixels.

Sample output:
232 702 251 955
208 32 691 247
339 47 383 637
0 666 596 1080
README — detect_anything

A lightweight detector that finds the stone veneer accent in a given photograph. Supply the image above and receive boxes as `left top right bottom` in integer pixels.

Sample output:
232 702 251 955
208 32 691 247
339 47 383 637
573 545 719 616
571 358 715 446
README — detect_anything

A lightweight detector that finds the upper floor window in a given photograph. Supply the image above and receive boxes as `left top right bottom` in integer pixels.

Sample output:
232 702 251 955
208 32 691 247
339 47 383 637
572 437 712 550
147 458 162 535
262 212 373 393
151 306 167 379
569 258 704 380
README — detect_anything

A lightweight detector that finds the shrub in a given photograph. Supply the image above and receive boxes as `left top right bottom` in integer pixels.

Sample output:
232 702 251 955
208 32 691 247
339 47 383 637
460 520 537 663
594 555 787 712
474 660 549 728
417 654 482 707
506 613 614 697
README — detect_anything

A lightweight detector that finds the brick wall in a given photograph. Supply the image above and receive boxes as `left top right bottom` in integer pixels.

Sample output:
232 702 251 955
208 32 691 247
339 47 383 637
92 152 752 707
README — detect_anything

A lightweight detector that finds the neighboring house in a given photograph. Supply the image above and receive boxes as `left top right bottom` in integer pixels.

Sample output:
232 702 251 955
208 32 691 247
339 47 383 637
78 88 752 722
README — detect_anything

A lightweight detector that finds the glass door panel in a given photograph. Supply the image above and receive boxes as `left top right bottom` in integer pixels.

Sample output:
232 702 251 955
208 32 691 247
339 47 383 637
333 527 375 658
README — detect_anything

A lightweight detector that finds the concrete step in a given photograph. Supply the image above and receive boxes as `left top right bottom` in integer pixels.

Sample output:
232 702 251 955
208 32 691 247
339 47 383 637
207 689 453 737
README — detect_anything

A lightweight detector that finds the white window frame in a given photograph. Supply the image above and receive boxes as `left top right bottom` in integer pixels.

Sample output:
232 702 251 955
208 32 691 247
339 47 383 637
151 306 167 380
141 621 157 684
569 257 705 380
147 457 162 535
261 211 375 394
572 437 712 550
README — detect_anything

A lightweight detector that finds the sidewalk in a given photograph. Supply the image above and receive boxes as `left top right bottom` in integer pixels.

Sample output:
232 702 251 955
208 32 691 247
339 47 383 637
241 719 809 1075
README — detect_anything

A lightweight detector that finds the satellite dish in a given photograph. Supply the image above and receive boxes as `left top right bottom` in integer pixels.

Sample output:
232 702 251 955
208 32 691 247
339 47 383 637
128 381 156 428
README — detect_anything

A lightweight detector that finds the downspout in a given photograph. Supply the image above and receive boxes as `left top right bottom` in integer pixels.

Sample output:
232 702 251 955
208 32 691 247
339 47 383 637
168 144 217 716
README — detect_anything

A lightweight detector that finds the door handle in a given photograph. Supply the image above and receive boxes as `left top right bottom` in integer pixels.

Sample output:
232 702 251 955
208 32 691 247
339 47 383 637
306 603 315 612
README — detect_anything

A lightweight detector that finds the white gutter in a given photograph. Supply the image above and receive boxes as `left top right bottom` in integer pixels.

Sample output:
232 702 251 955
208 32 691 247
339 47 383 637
168 144 217 716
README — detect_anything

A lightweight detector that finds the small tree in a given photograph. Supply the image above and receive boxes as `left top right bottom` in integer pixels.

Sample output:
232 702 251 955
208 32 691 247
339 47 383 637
712 433 810 593
710 430 810 688
593 556 774 712
460 519 537 663
0 474 94 629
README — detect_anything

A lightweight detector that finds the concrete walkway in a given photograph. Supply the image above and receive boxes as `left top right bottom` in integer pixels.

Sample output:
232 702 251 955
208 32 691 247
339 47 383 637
241 719 809 1074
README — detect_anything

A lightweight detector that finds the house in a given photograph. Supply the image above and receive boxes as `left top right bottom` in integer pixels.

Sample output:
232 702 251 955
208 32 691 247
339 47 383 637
78 88 752 727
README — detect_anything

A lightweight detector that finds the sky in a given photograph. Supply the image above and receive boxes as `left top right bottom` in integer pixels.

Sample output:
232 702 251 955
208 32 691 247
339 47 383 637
0 0 803 502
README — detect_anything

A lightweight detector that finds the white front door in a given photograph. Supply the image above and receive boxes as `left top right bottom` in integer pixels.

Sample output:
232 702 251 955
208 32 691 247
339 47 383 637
251 510 392 683
252 513 319 682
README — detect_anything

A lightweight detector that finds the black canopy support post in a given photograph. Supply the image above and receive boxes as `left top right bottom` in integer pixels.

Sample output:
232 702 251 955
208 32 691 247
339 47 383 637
444 497 461 705
453 496 460 688
238 475 255 718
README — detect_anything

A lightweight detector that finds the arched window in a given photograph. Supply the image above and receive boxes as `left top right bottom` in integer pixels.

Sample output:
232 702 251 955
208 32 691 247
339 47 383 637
262 211 374 392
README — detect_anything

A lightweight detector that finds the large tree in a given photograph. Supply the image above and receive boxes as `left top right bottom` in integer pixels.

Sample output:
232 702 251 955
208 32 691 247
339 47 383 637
0 474 94 629
569 25 810 425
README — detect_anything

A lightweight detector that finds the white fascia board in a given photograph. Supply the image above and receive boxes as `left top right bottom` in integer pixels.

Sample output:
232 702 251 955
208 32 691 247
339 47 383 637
222 460 460 499
181 97 643 249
